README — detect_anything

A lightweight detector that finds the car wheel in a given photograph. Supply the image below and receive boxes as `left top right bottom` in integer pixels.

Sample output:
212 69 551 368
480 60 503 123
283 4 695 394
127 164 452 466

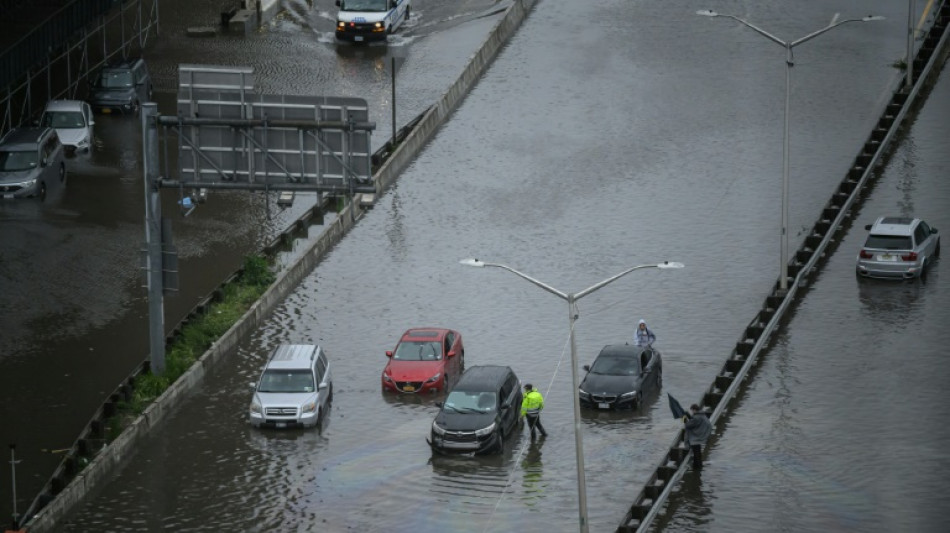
38 181 47 201
935 240 941 258
59 163 66 183
328 383 334 403
132 100 141 115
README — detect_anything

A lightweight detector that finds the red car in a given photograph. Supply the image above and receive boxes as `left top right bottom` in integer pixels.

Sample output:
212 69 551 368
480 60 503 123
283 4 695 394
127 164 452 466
382 328 465 393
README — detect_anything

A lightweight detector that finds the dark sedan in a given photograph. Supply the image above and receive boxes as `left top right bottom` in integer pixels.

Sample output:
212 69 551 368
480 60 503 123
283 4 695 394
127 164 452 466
578 344 662 410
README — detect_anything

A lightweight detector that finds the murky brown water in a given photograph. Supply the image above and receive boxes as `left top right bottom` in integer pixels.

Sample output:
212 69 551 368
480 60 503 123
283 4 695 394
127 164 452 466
4 0 944 530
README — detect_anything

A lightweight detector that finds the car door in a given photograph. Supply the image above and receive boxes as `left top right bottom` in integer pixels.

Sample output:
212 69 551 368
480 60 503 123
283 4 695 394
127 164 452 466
918 222 937 260
640 349 657 391
443 332 457 383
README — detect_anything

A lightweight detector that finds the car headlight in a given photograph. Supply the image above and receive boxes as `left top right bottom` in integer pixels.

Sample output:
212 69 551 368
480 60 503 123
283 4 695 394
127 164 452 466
76 136 89 147
474 423 496 437
374 21 383 28
337 21 345 29
249 400 262 414
431 421 446 436
620 391 639 400
301 401 317 414
425 373 441 383
578 388 590 398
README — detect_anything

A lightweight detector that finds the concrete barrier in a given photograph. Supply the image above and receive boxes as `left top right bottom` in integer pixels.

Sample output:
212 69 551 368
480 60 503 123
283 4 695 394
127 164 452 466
22 3 541 529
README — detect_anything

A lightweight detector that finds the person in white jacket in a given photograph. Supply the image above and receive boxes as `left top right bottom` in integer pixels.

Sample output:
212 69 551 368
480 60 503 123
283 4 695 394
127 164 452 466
634 319 656 347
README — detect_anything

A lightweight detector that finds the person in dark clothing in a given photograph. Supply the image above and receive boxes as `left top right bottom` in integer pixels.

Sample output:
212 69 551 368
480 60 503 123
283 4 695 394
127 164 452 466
683 404 712 469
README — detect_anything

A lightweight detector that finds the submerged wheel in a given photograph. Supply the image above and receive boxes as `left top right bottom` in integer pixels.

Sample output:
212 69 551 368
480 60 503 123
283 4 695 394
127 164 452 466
59 163 66 183
38 181 47 200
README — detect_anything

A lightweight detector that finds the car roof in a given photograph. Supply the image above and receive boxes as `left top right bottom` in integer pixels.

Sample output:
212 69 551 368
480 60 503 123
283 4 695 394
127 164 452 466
401 328 448 341
265 344 320 370
869 216 918 236
102 57 144 71
453 365 514 391
43 100 86 112
0 127 51 149
596 344 648 358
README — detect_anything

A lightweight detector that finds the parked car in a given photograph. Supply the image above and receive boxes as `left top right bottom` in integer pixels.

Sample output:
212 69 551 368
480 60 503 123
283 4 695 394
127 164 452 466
428 365 522 455
578 344 662 410
248 344 332 429
856 216 940 279
382 328 464 394
0 126 66 200
334 0 411 43
39 100 95 152
88 57 152 114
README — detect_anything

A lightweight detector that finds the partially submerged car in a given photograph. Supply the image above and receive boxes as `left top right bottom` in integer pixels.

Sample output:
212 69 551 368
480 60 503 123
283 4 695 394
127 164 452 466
0 126 66 200
335 0 411 43
382 328 464 394
248 344 332 429
856 217 939 280
40 100 95 152
578 344 662 410
428 365 522 455
88 57 152 114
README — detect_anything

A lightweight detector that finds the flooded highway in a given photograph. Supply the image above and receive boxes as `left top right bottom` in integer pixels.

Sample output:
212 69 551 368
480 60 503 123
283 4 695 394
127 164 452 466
0 0 506 523
42 0 946 531
656 51 950 532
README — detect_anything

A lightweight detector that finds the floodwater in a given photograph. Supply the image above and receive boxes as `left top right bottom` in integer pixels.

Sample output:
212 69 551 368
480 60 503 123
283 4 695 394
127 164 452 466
4 0 944 530
655 52 950 532
0 0 506 524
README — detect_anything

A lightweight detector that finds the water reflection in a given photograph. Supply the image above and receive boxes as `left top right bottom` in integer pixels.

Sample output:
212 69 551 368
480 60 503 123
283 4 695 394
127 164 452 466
857 276 928 324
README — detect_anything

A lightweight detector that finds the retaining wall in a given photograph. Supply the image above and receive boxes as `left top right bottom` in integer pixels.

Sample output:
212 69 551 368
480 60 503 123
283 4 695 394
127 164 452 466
618 2 950 531
21 0 539 530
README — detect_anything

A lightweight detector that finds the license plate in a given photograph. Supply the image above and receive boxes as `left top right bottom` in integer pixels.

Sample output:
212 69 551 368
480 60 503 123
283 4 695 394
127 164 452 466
2 193 12 199
881 253 897 261
275 422 287 428
354 36 364 42
402 385 416 392
598 403 610 409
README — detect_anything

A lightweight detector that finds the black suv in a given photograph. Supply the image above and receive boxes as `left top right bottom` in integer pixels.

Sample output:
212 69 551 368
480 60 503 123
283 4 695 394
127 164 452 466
88 57 152 114
428 365 522 455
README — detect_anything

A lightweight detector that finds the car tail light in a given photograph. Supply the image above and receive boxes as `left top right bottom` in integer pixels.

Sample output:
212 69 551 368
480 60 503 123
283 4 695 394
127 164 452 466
859 250 873 259
901 252 918 261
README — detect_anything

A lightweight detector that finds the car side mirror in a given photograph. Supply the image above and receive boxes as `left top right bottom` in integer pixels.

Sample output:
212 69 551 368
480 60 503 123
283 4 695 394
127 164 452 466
446 350 455 358
583 364 590 371
318 382 328 390
435 401 443 408
499 404 509 411
40 158 48 167
385 350 393 358
864 224 872 230
249 382 257 389
89 120 95 126
931 228 938 234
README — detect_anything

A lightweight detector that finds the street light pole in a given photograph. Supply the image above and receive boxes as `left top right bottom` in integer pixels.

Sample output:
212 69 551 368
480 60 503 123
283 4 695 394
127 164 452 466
697 10 883 291
460 259 685 532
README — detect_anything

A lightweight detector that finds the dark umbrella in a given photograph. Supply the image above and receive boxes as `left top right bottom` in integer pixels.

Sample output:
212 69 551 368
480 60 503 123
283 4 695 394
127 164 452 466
668 393 688 420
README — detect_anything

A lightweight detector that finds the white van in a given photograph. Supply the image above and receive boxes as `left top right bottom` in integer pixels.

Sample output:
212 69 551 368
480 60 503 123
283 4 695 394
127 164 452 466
334 0 411 43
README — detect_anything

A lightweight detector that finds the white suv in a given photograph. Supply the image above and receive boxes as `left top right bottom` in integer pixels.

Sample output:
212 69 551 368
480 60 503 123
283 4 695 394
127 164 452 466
249 345 332 429
856 217 940 279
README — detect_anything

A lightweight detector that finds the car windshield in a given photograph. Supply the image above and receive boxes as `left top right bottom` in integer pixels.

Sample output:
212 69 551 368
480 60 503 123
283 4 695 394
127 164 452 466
97 70 133 88
393 341 442 361
340 0 388 12
589 355 639 376
444 391 496 413
41 111 85 129
865 234 913 250
0 150 38 172
257 369 315 393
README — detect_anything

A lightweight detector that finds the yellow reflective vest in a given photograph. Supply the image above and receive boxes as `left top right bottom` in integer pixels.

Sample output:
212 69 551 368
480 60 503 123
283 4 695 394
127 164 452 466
521 389 544 416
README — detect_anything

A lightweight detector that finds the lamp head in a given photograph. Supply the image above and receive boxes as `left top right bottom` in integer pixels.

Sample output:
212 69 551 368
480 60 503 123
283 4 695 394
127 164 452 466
459 258 485 268
696 9 719 17
657 261 685 269
861 15 885 22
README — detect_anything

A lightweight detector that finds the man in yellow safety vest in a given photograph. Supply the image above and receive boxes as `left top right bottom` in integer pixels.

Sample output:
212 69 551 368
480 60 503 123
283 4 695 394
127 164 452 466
521 383 548 439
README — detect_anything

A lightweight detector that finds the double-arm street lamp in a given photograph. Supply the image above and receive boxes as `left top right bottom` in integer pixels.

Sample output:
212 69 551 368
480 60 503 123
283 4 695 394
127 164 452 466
697 10 883 291
460 258 685 532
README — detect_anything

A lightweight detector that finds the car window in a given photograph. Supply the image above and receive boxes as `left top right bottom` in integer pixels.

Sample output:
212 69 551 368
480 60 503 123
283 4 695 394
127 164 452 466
393 340 441 361
919 221 931 236
258 369 314 393
42 111 85 129
444 390 495 413
0 150 38 171
590 355 639 376
98 70 133 88
316 356 327 383
914 225 927 246
864 234 912 250
43 136 59 159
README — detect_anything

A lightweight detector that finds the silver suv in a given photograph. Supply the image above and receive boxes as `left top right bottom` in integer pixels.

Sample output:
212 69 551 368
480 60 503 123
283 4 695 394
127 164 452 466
0 127 66 199
856 217 940 279
248 344 332 429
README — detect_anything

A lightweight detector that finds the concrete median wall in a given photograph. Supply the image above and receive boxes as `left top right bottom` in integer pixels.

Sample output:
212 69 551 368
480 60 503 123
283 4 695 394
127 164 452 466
22 0 539 531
